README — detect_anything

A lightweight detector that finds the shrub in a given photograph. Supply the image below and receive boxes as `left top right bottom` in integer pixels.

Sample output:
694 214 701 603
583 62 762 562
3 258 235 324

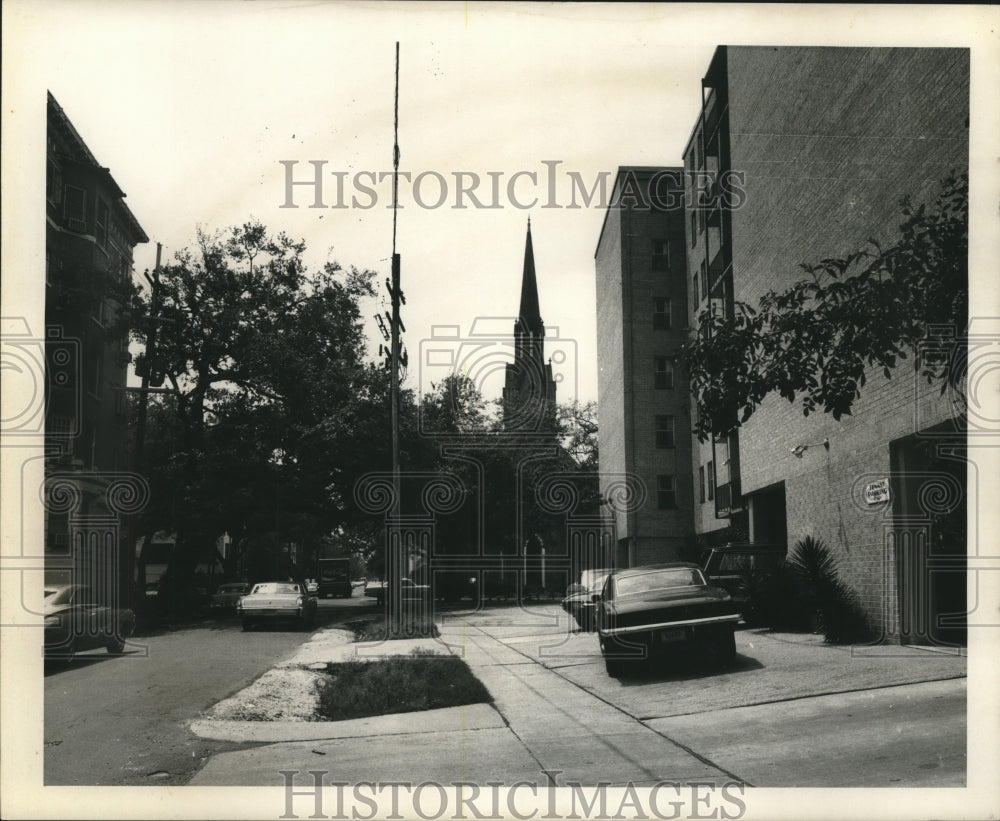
343 616 439 643
786 536 873 643
315 653 491 721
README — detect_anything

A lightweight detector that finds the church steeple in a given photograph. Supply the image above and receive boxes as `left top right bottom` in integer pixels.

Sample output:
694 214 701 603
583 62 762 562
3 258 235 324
517 217 543 336
503 217 557 433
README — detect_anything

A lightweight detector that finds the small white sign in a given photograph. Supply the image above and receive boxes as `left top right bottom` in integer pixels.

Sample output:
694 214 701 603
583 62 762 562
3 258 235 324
864 478 890 505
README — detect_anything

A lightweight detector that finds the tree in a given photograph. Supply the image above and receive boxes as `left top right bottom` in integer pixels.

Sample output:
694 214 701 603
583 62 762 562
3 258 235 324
132 221 381 592
557 399 599 471
681 172 968 440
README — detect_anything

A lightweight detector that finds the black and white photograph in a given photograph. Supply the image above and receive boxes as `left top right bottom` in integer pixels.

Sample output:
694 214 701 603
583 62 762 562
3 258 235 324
2 2 998 819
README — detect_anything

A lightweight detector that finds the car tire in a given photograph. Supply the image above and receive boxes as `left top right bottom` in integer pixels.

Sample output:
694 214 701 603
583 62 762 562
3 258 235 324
703 626 736 668
601 637 633 678
604 655 626 677
105 634 126 654
242 619 253 632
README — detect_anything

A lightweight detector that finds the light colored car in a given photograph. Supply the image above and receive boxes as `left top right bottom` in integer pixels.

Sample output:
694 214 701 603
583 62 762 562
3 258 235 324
44 584 135 657
237 581 317 631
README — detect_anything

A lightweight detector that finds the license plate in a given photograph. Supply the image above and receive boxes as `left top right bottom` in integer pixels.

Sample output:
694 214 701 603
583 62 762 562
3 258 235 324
656 628 686 643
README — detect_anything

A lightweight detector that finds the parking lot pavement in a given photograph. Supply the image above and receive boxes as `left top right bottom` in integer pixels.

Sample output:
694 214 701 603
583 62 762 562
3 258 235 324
645 678 966 787
444 604 967 787
454 604 967 721
440 618 740 785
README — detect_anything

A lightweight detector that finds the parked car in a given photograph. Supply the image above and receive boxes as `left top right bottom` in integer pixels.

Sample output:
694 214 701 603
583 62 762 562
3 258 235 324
368 578 430 606
209 581 250 612
44 584 136 657
237 581 317 631
595 563 741 676
562 568 613 631
701 544 787 624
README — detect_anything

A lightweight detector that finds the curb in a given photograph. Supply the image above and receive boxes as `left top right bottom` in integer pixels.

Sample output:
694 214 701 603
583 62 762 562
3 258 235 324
191 702 505 743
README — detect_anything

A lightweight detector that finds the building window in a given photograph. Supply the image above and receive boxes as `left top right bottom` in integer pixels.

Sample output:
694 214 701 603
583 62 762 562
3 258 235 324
653 297 671 330
655 415 675 449
656 475 677 510
91 350 103 396
651 239 669 271
700 258 709 299
699 465 706 503
689 210 697 247
95 199 109 247
64 185 87 232
654 357 673 390
692 273 700 311
707 460 715 501
47 158 63 206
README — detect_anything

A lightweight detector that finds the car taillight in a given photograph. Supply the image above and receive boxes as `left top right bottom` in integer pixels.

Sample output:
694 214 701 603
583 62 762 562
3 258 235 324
236 598 243 611
296 596 303 606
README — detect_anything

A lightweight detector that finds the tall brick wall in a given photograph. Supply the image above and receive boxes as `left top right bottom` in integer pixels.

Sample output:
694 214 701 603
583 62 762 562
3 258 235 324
596 169 695 563
720 47 969 636
595 196 627 544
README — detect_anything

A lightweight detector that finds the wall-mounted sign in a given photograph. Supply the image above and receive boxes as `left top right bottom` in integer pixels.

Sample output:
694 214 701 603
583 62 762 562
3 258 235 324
864 478 890 505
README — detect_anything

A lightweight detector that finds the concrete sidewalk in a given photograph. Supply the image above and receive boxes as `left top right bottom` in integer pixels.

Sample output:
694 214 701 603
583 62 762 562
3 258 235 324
188 609 967 786
189 621 735 786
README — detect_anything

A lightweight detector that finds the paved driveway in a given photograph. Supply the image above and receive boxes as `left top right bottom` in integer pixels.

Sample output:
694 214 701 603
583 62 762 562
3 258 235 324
189 602 967 790
440 603 967 787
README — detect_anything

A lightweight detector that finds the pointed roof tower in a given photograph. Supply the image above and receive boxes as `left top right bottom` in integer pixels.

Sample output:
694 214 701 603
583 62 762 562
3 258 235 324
517 217 543 336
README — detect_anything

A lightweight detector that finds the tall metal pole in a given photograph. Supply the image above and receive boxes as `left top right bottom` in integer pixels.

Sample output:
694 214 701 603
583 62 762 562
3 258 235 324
388 42 402 625
391 42 401 518
133 242 162 595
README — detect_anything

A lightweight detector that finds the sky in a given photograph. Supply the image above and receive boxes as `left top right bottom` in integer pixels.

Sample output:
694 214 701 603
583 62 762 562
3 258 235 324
5 1 991 410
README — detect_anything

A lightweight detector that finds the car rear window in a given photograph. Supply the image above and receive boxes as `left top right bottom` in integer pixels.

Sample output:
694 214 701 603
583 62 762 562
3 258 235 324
251 583 300 595
615 568 704 597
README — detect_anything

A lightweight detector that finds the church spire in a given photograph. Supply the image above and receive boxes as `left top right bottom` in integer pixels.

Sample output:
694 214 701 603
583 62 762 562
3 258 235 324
518 216 543 335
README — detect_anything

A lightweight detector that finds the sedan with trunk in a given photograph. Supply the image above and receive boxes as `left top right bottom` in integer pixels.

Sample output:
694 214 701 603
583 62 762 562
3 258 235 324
237 581 316 631
44 584 135 657
596 563 741 676
562 568 613 631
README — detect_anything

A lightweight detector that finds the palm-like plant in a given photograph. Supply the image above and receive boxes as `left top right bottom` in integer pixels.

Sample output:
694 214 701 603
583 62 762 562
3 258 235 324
786 536 872 643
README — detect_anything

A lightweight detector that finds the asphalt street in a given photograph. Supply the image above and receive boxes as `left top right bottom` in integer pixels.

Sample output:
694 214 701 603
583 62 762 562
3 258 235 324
43 589 374 786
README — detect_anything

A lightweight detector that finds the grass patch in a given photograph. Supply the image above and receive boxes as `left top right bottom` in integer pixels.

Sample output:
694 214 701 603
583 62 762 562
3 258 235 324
343 616 440 643
315 652 491 721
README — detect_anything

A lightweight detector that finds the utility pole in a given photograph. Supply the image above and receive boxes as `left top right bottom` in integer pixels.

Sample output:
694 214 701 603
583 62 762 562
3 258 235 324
132 243 162 594
133 243 162 474
387 42 405 627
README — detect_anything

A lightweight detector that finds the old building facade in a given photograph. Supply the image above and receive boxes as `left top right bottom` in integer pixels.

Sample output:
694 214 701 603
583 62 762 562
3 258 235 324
46 92 148 594
681 47 969 644
595 168 694 568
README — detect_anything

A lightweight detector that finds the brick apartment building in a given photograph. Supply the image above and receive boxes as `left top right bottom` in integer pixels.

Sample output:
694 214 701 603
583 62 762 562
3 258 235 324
46 92 148 594
595 168 694 569
681 47 969 645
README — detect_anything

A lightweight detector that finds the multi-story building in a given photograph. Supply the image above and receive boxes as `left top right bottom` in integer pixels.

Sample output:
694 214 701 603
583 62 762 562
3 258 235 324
595 167 693 568
681 47 969 644
46 92 148 593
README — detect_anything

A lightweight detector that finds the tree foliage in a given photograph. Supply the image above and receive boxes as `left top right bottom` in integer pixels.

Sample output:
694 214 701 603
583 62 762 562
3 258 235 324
682 172 968 441
133 221 382 585
557 399 599 471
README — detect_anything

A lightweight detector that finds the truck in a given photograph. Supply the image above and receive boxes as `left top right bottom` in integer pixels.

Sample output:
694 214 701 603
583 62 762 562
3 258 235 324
316 557 353 599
